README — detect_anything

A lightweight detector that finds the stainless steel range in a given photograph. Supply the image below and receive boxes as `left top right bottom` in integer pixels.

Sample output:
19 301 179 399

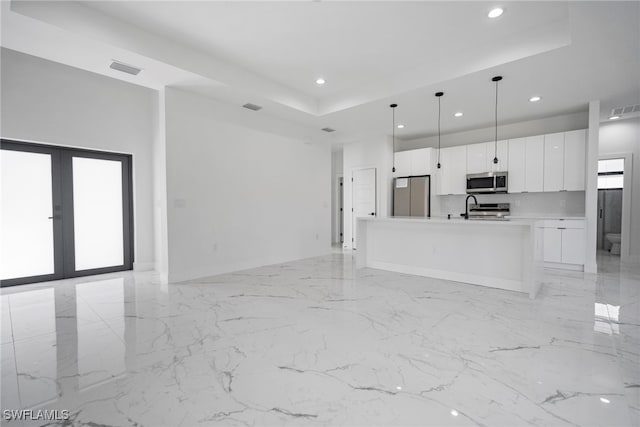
468 203 510 220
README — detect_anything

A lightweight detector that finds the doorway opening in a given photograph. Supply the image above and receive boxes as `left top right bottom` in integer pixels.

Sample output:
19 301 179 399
597 158 624 257
1 140 134 287
351 167 377 249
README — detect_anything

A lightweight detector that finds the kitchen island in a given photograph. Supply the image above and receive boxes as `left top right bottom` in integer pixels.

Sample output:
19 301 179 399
356 217 544 298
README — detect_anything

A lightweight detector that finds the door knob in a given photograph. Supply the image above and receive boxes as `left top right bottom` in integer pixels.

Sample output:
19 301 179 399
369 212 375 216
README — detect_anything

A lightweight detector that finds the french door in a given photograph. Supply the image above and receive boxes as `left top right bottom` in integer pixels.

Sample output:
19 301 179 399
0 140 133 287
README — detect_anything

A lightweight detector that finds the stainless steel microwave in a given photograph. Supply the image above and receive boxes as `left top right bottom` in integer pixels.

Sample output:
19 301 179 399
466 172 508 194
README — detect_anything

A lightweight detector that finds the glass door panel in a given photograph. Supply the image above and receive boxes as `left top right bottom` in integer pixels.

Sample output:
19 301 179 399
0 150 55 280
72 157 124 271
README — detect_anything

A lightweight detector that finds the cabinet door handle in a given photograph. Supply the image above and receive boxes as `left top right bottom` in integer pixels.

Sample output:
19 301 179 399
557 227 566 230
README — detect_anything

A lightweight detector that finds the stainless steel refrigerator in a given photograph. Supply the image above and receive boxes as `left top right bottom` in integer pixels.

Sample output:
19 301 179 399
393 176 431 217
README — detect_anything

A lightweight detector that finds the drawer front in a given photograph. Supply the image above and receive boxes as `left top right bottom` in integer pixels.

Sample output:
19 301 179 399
541 219 585 229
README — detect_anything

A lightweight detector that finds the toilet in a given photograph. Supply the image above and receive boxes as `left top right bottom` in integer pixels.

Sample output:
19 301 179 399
606 233 621 255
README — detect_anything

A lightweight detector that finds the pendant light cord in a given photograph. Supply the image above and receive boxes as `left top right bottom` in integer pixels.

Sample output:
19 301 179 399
438 96 441 167
492 76 502 164
435 92 443 168
390 104 397 173
494 79 499 161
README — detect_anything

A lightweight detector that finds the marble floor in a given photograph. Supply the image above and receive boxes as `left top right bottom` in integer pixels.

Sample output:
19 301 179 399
1 252 638 426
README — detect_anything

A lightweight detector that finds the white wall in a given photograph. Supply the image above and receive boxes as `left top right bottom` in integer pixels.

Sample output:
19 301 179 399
342 136 393 248
164 88 331 282
151 89 169 283
399 111 588 151
0 48 156 270
599 116 640 262
584 101 599 273
331 149 343 244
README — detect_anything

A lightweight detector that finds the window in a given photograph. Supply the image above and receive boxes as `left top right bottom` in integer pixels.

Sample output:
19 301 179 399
597 158 624 189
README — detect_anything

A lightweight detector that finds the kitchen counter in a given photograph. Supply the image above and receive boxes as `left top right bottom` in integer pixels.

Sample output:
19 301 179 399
356 216 544 298
365 216 537 227
506 215 586 220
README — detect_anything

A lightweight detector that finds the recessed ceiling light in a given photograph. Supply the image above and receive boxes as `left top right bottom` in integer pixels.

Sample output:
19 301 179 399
454 112 463 117
450 410 459 417
488 8 504 18
600 397 610 404
529 96 542 102
316 78 325 85
609 115 620 120
397 124 405 129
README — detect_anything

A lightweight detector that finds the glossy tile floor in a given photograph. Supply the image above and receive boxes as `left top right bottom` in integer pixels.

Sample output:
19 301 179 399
1 251 638 426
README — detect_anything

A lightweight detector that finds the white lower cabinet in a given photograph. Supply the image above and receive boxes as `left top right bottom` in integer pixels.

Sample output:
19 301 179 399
541 220 585 269
560 228 586 265
543 228 562 263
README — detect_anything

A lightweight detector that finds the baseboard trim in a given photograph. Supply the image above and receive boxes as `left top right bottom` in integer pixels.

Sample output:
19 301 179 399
544 262 584 272
133 261 154 272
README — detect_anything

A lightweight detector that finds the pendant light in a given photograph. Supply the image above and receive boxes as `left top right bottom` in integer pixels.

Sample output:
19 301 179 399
492 76 503 164
390 103 398 173
435 92 444 169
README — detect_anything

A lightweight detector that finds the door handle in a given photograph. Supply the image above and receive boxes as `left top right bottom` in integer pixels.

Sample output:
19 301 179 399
369 212 375 216
47 215 60 220
599 209 603 219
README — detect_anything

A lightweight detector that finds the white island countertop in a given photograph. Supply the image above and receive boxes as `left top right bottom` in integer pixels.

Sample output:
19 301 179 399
359 216 539 227
506 215 586 220
356 216 544 298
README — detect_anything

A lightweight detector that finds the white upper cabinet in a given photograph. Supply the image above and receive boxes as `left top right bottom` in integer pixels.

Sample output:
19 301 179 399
393 151 412 177
393 148 432 177
525 135 544 192
508 136 544 193
467 141 508 174
410 148 432 176
433 129 585 196
508 138 526 193
436 146 467 195
466 142 488 174
543 132 565 192
563 129 586 191
489 140 509 172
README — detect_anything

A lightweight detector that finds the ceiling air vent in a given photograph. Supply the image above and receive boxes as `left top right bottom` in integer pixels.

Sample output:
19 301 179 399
110 60 142 76
322 127 336 133
242 103 262 111
611 104 640 117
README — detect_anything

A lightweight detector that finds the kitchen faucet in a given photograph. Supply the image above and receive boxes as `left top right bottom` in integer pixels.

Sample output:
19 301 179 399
462 194 478 220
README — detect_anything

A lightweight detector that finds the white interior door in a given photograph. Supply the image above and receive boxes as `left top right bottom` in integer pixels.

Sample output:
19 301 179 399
352 168 376 248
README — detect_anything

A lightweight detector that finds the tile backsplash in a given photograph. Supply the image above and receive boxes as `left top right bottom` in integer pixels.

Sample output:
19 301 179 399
437 191 585 217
